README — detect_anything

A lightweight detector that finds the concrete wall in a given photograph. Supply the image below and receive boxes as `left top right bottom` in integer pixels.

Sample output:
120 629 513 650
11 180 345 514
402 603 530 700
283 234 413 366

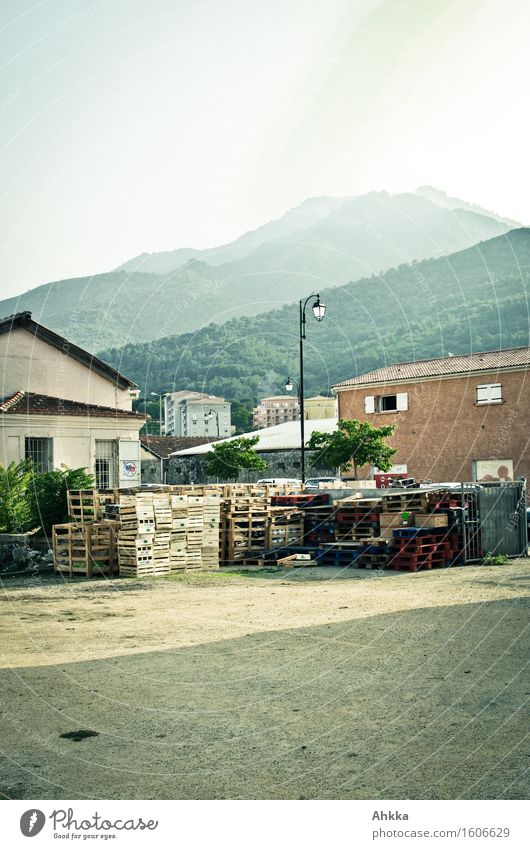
304 396 337 419
141 458 164 484
336 369 529 482
0 327 133 409
167 449 335 484
1 414 142 478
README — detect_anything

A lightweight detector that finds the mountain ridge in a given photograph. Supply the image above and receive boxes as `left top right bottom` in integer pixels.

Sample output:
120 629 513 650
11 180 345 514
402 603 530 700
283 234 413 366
0 189 519 352
99 228 530 402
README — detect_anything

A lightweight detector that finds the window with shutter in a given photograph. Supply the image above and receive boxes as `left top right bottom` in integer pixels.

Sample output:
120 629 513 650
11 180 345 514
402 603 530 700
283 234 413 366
364 395 375 414
476 384 502 404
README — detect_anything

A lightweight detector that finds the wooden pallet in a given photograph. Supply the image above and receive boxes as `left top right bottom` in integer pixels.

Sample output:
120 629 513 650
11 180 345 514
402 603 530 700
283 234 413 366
53 522 118 577
381 492 431 513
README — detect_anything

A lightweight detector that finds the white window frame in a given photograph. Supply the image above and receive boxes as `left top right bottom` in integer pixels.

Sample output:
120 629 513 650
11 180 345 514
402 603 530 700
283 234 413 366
95 440 117 489
476 383 502 405
25 437 53 472
364 392 409 414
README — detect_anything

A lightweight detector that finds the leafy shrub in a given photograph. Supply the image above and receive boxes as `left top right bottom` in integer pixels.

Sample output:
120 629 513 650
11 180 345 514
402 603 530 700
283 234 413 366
28 466 94 536
481 552 509 566
0 460 34 533
0 461 94 536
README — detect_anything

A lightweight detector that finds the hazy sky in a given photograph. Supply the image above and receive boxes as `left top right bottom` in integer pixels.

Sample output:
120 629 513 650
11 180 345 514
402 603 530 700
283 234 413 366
1 0 529 298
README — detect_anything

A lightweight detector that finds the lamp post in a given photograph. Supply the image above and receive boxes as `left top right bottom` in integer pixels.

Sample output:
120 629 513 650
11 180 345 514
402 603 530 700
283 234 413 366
296 294 326 483
150 392 163 436
206 408 220 437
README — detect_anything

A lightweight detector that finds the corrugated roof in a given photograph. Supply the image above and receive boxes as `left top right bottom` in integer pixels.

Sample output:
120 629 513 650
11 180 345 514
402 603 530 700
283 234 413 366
140 434 218 458
0 311 137 389
172 418 338 456
333 347 530 388
0 392 144 419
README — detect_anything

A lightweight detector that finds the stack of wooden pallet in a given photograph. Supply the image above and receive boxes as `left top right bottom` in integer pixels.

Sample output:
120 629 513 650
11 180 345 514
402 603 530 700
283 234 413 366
53 521 118 577
387 527 456 572
220 494 271 563
202 494 222 570
335 498 382 542
266 508 304 551
380 488 460 571
117 492 160 577
67 489 118 523
116 491 222 576
170 494 188 570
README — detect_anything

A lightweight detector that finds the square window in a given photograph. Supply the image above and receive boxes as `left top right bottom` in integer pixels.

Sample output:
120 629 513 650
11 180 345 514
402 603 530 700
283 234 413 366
378 395 397 412
25 437 53 472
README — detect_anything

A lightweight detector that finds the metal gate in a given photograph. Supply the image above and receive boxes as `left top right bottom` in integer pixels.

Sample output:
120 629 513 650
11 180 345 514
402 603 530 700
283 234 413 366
461 481 527 561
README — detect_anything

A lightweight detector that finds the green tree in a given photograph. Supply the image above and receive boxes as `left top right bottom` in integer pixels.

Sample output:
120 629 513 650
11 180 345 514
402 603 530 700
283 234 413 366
307 419 397 478
204 436 267 481
230 399 254 433
0 460 34 533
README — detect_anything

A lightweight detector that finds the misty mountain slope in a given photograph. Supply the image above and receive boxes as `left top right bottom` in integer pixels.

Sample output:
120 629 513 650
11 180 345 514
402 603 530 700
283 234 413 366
0 190 518 351
415 186 521 229
116 196 347 274
100 229 530 402
220 192 513 285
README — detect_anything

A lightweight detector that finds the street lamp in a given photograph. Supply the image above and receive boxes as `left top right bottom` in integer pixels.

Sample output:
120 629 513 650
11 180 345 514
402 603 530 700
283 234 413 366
206 408 220 437
150 392 164 436
298 294 326 483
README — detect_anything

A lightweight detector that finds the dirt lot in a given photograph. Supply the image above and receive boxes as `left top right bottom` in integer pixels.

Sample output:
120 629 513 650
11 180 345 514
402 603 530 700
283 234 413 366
0 561 528 800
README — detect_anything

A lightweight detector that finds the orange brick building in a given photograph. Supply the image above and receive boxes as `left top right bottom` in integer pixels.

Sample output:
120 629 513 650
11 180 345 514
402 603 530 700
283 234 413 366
333 348 530 484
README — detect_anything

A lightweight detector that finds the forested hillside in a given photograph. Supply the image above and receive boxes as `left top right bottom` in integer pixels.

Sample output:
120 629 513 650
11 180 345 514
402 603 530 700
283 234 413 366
100 229 530 401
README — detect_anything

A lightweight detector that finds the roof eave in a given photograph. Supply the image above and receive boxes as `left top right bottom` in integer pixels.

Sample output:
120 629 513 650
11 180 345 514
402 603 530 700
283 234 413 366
0 314 137 389
333 362 530 391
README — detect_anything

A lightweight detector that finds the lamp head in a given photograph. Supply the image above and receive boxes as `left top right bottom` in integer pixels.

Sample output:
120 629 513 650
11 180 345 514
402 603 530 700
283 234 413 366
312 295 326 321
285 378 294 392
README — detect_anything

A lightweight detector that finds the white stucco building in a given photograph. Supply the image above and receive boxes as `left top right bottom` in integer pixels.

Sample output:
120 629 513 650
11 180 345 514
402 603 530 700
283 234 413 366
0 311 144 487
163 390 231 437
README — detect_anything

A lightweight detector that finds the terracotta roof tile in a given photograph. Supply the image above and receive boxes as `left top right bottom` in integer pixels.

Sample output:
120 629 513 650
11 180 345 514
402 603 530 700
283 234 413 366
0 392 144 419
333 347 530 388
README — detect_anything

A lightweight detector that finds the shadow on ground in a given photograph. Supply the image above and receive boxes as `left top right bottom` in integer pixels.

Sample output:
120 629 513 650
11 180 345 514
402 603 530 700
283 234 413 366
0 597 528 800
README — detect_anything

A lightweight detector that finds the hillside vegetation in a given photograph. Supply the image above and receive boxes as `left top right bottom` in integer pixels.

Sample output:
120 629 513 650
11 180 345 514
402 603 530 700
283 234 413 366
100 229 530 401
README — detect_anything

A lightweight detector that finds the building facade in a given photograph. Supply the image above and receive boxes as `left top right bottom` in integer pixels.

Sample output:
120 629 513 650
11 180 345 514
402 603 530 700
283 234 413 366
304 395 337 420
252 396 300 429
163 391 231 438
0 312 144 487
333 348 530 484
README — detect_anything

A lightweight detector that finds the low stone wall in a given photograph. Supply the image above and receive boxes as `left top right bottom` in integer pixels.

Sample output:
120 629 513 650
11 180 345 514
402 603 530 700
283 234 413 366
167 450 335 485
0 532 53 574
141 458 164 484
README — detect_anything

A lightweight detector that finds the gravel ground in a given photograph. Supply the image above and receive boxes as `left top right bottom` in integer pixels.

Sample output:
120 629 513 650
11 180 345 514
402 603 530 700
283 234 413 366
0 561 528 800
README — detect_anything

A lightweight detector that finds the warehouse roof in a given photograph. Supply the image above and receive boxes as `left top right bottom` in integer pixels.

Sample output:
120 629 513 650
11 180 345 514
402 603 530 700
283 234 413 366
0 391 144 419
333 347 530 388
172 418 338 456
140 434 218 459
0 311 137 389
